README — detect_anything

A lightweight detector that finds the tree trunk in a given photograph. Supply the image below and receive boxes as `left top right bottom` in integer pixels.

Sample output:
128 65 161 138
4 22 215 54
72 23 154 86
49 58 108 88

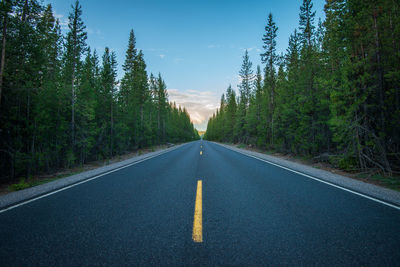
157 108 161 144
71 68 75 148
110 97 113 157
30 121 36 176
22 0 28 22
389 8 400 153
0 5 8 106
372 11 385 132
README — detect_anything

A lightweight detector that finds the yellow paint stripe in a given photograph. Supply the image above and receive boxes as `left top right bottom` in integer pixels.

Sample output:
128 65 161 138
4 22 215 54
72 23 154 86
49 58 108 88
192 180 203 242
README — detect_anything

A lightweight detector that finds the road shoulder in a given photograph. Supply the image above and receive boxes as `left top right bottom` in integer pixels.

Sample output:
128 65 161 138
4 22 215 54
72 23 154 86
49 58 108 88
214 142 400 208
0 144 185 210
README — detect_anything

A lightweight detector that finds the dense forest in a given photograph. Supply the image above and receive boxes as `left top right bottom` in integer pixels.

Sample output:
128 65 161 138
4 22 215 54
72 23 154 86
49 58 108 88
0 0 199 183
205 0 400 175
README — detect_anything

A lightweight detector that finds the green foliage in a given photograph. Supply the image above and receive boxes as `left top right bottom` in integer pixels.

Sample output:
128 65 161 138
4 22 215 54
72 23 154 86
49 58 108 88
10 179 30 191
0 0 199 184
205 0 399 175
329 155 358 171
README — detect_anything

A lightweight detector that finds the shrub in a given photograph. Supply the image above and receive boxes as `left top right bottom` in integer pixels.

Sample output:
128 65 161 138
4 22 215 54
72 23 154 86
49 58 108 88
10 179 30 191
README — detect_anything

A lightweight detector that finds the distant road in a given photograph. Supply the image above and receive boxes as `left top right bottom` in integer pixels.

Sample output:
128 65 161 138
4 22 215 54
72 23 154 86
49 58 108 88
1 140 400 265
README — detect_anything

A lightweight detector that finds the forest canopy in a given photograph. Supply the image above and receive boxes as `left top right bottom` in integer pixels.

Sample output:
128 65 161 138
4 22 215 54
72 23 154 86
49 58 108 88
0 0 199 183
205 0 400 176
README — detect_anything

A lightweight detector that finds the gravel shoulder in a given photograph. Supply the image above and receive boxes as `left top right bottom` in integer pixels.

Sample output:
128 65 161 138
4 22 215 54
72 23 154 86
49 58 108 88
0 143 185 210
215 142 400 208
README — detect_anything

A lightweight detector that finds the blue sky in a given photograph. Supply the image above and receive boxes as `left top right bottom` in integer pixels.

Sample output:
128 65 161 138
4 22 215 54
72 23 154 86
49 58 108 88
45 0 326 131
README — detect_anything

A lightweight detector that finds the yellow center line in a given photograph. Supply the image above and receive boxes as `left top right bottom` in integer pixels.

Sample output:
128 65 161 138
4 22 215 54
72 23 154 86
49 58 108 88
192 180 203 242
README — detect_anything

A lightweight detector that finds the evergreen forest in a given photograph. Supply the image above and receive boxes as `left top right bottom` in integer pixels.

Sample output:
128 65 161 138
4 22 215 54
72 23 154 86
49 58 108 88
0 1 199 183
205 0 400 176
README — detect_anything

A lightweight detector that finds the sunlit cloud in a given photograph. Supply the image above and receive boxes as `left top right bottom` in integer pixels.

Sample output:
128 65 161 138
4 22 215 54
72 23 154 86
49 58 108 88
167 89 219 131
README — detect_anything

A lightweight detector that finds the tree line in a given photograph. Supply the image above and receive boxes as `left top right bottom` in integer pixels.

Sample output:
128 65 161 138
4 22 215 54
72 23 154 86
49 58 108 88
205 0 399 175
0 0 199 182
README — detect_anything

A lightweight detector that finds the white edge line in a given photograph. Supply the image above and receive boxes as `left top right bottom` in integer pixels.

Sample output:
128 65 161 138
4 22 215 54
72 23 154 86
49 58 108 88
0 144 184 214
215 142 400 211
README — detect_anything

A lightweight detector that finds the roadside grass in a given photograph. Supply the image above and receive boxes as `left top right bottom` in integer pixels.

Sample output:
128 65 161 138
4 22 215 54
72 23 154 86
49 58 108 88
2 145 171 195
8 172 80 192
9 179 30 191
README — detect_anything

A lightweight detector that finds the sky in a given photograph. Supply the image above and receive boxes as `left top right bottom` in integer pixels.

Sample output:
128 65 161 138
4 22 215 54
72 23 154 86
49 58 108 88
45 0 326 131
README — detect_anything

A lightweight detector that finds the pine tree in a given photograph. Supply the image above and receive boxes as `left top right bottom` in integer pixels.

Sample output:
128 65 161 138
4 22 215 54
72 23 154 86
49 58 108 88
122 29 137 72
217 94 226 141
63 0 87 153
0 0 45 178
235 50 254 143
224 85 237 142
75 49 97 164
238 50 254 110
34 5 64 171
119 29 137 149
0 1 200 184
261 13 278 147
278 30 301 153
205 0 399 175
155 73 168 143
0 0 13 106
299 0 316 47
297 0 319 155
96 47 117 158
245 65 263 145
133 50 149 148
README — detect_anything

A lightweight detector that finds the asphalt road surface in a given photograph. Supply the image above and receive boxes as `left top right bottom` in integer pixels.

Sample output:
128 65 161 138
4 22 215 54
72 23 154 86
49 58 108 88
1 140 400 265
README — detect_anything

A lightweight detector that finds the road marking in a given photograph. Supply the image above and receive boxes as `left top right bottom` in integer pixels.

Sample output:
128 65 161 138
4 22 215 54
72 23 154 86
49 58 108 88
200 151 203 155
192 180 203 242
0 144 186 214
214 142 400 211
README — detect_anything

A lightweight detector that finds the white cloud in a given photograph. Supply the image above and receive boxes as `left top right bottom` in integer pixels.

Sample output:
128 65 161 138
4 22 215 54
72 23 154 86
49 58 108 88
159 54 165 59
167 89 219 131
207 44 223 49
53 10 68 30
240 46 259 52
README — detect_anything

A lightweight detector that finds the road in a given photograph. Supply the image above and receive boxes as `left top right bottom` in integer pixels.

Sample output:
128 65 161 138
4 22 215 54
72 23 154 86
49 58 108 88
1 140 400 265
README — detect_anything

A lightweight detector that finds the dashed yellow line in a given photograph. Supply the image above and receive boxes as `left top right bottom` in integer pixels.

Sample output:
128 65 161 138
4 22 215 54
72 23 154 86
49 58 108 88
192 180 203 242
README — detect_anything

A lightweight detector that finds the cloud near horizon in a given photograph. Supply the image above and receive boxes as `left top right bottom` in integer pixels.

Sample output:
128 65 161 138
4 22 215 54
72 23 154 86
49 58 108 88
167 89 219 131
